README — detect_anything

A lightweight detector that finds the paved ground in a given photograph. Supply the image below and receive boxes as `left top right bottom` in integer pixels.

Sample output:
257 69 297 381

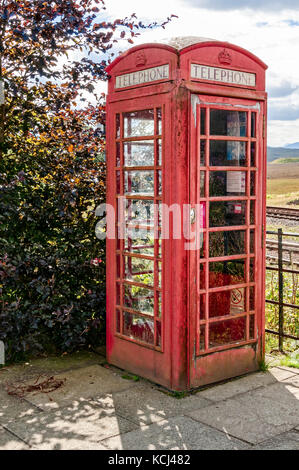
0 351 298 450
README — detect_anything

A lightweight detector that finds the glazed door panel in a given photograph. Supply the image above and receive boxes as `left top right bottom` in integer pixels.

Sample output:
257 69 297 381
189 94 266 388
106 93 176 389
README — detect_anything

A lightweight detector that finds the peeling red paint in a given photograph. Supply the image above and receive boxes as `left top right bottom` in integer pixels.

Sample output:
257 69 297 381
106 39 267 391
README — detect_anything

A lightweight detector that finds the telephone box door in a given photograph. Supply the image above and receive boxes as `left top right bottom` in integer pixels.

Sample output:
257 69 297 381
189 94 266 388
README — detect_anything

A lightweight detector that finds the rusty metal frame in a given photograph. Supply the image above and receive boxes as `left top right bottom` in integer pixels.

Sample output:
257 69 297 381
265 228 299 351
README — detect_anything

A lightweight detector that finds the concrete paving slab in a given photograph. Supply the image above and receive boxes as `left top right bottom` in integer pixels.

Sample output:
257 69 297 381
198 372 276 402
0 426 30 450
246 381 299 406
269 367 297 382
188 382 299 444
278 366 299 375
252 431 299 450
23 365 137 410
91 385 211 426
0 388 41 425
101 416 248 450
280 375 299 388
0 351 105 385
7 400 136 450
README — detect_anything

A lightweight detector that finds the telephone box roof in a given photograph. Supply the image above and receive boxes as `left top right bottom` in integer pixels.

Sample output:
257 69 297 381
106 36 267 73
156 36 217 50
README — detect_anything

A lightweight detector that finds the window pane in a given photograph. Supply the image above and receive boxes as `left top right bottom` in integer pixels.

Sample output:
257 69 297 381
250 230 255 253
209 288 246 318
209 201 246 227
124 141 154 166
209 259 245 288
250 200 255 225
123 311 154 344
200 231 206 258
200 264 206 289
230 287 247 315
157 292 162 318
250 259 255 282
116 114 120 139
250 286 255 310
157 108 162 135
116 310 121 332
157 139 162 166
116 171 120 194
210 110 247 136
157 170 162 195
250 172 256 195
251 113 256 137
124 109 154 137
124 170 154 195
116 283 121 305
200 171 205 197
156 320 162 347
210 140 246 166
157 261 162 288
125 199 154 226
210 171 246 197
157 235 162 257
116 255 121 278
124 284 154 315
200 108 206 135
249 314 255 339
200 140 206 166
124 256 154 285
209 230 246 257
124 227 155 256
251 142 256 167
209 316 246 347
200 324 205 349
200 293 206 319
116 142 121 166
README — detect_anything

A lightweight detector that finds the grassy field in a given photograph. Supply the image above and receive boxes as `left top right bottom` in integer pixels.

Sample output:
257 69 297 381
271 157 299 164
267 162 299 208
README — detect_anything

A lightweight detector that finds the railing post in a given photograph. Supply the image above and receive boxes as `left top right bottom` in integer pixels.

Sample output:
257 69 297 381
278 228 284 352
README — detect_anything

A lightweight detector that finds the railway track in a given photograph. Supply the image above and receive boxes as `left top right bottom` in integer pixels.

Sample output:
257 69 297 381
266 206 299 221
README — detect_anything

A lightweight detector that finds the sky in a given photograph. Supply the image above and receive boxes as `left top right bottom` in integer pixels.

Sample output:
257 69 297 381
100 0 299 147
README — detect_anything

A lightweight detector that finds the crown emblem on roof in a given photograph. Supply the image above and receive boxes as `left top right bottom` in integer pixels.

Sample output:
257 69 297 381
135 51 147 67
218 49 232 65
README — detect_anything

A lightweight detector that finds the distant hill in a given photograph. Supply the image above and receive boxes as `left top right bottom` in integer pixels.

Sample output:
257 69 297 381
271 157 299 164
267 147 299 162
285 142 299 149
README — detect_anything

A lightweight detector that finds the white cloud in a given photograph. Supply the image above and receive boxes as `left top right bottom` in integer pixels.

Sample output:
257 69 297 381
103 0 299 146
182 0 299 11
268 119 299 147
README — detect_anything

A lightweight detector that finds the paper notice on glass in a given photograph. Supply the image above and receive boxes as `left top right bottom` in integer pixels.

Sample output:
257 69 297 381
227 171 245 193
230 288 245 315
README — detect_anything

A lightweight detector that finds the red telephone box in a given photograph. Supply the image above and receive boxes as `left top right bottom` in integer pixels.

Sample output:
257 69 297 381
105 37 267 390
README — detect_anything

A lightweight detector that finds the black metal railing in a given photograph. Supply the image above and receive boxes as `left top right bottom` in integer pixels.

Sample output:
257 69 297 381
266 228 299 352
